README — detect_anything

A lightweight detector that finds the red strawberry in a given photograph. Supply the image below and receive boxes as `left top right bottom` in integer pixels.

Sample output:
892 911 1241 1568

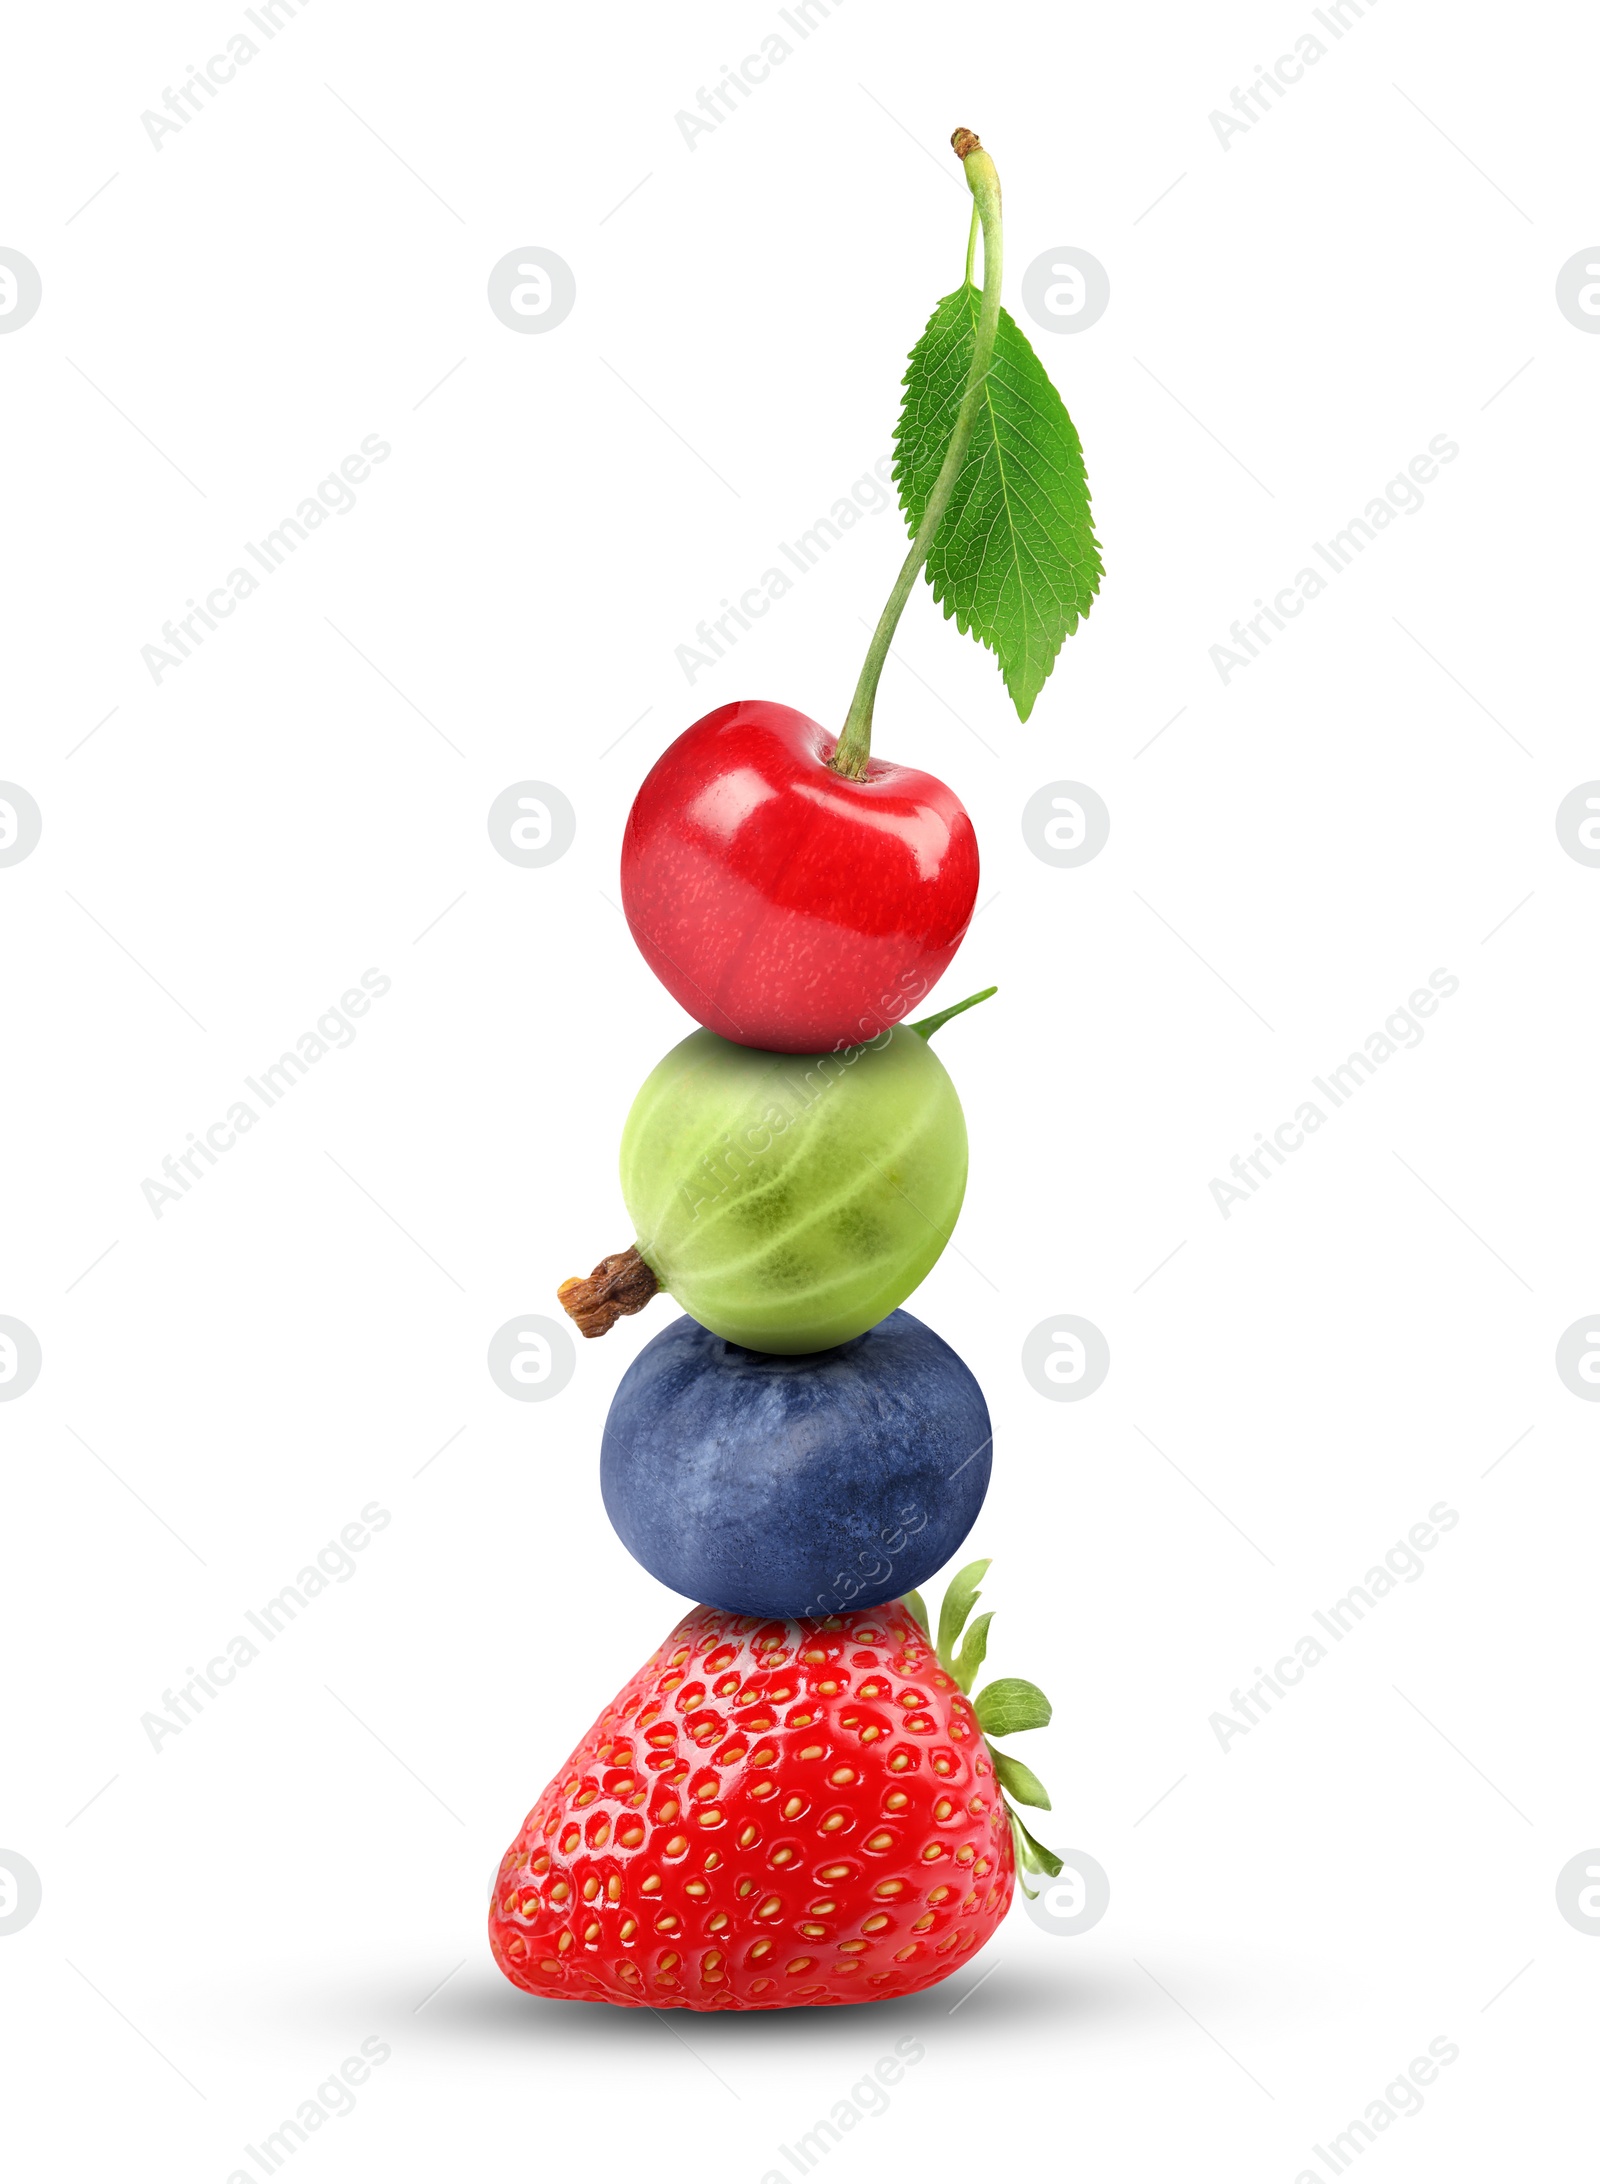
488 1564 1059 2010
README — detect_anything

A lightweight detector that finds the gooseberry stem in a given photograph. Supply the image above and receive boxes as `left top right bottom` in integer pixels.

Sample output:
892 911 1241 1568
558 1245 659 1339
830 129 1005 782
907 984 997 1041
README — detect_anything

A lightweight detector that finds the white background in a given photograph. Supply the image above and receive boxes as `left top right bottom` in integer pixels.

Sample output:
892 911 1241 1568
2 1 1597 2177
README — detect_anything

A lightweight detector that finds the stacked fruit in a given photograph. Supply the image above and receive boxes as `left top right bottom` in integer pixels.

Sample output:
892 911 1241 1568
489 131 1101 2011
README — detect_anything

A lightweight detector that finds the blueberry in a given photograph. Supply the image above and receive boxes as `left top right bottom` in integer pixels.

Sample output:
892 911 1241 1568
600 1310 992 1618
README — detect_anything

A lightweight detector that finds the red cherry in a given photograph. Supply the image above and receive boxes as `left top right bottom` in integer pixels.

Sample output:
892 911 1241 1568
621 701 979 1053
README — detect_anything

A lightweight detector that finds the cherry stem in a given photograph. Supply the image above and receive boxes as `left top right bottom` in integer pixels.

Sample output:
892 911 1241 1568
907 983 997 1041
830 130 1005 782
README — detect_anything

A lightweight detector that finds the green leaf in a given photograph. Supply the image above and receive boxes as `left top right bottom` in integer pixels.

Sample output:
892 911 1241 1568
1008 1808 1063 1881
895 286 1102 722
936 1559 991 1671
950 1610 993 1695
902 1589 930 1638
974 1677 1052 1737
991 1750 1051 1809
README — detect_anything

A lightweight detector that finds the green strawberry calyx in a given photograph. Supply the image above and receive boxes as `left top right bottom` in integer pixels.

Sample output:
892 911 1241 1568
903 1559 1063 1897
